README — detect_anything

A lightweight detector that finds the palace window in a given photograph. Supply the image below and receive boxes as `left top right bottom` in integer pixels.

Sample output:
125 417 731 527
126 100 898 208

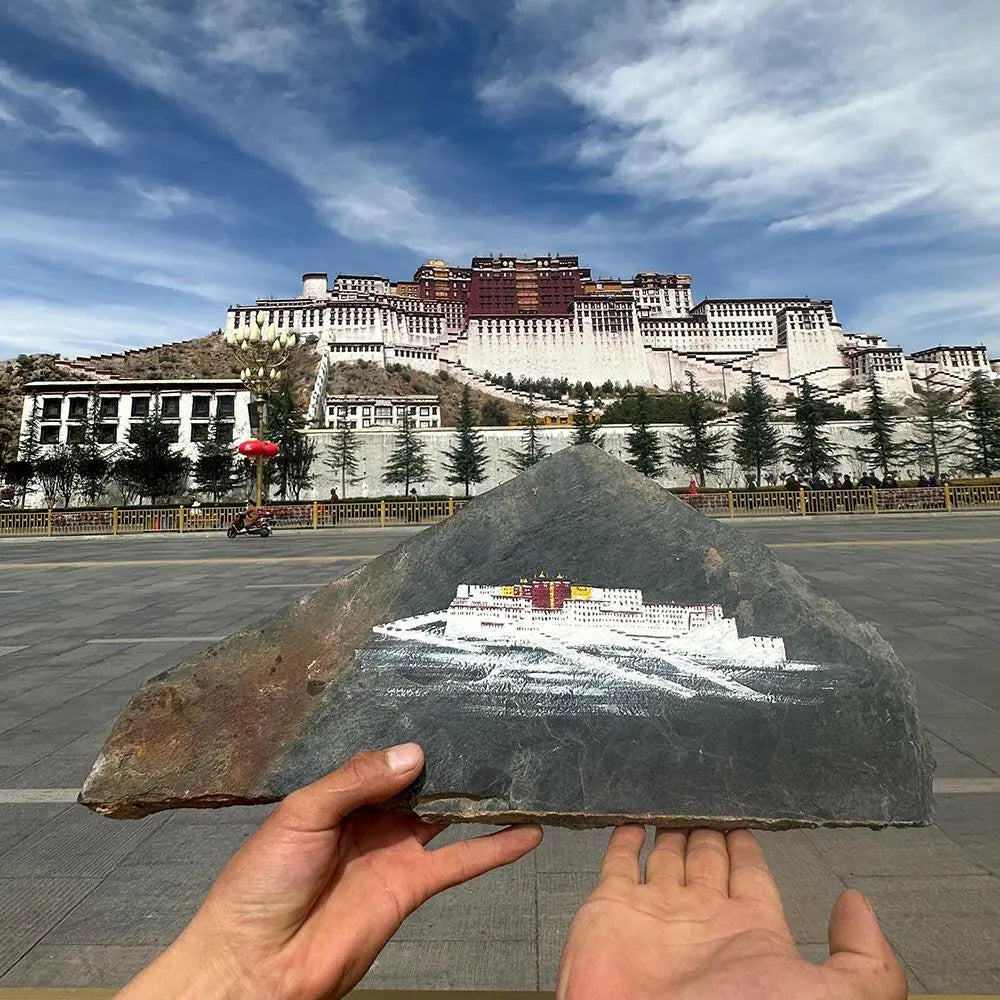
68 398 88 420
131 397 150 419
98 424 118 445
99 397 119 419
161 397 180 418
41 398 62 420
40 425 61 444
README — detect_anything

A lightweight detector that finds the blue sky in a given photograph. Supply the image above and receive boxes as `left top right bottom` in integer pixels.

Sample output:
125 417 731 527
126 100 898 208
1 0 999 359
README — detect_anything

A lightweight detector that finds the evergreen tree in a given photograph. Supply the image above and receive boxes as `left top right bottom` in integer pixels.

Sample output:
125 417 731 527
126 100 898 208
784 379 839 480
625 387 663 478
732 372 781 486
444 386 488 496
857 375 901 477
383 410 431 493
667 374 726 487
282 433 316 501
571 390 602 446
35 446 76 507
905 385 960 477
117 404 190 504
193 414 240 502
265 384 315 501
326 424 360 498
959 371 1000 477
504 394 549 472
480 399 510 426
74 391 112 505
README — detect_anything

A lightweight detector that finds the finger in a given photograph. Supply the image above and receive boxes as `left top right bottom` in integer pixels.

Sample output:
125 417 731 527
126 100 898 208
825 889 907 998
727 830 783 908
420 824 543 899
276 743 425 832
684 828 730 896
600 825 645 885
645 828 687 887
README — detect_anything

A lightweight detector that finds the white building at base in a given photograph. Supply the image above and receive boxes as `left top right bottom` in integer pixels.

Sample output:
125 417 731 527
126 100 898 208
16 379 253 504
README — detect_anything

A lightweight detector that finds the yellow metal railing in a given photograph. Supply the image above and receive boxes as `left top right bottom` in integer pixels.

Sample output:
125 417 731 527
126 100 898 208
1 485 998 537
678 486 951 517
0 499 471 538
950 484 1000 510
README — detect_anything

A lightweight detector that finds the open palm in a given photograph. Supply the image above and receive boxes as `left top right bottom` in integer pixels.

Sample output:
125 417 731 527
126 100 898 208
558 826 907 1000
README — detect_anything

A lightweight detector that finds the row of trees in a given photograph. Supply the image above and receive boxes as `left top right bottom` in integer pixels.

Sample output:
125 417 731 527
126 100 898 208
481 372 628 403
619 371 1000 486
3 386 318 507
11 374 1000 506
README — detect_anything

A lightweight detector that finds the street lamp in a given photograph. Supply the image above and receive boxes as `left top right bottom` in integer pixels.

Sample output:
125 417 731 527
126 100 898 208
223 312 297 502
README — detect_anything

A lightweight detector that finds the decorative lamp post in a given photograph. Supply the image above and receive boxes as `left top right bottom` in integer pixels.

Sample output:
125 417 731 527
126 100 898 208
239 438 281 508
224 312 296 503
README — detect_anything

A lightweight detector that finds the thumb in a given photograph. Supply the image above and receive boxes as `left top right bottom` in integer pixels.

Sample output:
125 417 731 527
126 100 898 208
825 889 907 998
277 743 425 832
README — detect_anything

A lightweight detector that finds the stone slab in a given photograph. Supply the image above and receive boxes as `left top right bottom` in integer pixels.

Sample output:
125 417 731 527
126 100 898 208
82 448 932 830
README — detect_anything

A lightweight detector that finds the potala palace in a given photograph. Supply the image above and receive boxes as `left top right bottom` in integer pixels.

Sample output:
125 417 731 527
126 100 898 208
225 255 994 420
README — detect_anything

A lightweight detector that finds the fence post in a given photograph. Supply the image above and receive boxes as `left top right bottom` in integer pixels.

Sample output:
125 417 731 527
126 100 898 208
380 499 387 528
871 487 879 513
178 506 185 533
944 483 952 512
728 491 735 517
112 507 119 535
798 488 806 516
448 498 455 517
312 501 319 529
46 507 53 537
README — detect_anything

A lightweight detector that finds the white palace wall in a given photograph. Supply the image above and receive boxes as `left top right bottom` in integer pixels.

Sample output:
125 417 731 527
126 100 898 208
305 418 943 500
456 324 649 386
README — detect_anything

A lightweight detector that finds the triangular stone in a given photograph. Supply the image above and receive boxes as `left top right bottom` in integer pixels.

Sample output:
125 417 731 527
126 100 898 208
82 446 933 828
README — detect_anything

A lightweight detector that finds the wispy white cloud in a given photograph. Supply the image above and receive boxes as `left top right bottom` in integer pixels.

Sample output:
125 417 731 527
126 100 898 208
119 178 230 221
481 0 1000 233
0 299 212 357
2 0 593 261
0 62 122 149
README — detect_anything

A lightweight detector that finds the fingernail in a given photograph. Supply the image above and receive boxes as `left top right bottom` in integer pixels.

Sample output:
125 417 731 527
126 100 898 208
386 742 423 773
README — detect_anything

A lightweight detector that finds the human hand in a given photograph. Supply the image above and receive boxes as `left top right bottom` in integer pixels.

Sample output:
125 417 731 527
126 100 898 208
557 826 906 1000
118 744 542 1000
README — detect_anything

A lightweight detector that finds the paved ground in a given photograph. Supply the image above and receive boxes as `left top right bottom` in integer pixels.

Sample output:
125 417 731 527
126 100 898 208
0 516 998 993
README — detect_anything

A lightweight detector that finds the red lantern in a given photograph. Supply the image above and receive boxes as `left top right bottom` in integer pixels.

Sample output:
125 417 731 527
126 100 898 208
239 439 265 457
261 441 280 459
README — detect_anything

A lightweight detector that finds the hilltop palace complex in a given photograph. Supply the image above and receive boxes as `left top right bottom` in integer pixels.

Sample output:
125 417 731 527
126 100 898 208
225 255 994 419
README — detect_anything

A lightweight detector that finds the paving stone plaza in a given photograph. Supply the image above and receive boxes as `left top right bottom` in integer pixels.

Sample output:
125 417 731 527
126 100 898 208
1 516 999 994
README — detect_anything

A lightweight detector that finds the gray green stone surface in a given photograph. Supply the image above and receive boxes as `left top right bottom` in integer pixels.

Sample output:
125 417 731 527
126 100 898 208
81 446 932 827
